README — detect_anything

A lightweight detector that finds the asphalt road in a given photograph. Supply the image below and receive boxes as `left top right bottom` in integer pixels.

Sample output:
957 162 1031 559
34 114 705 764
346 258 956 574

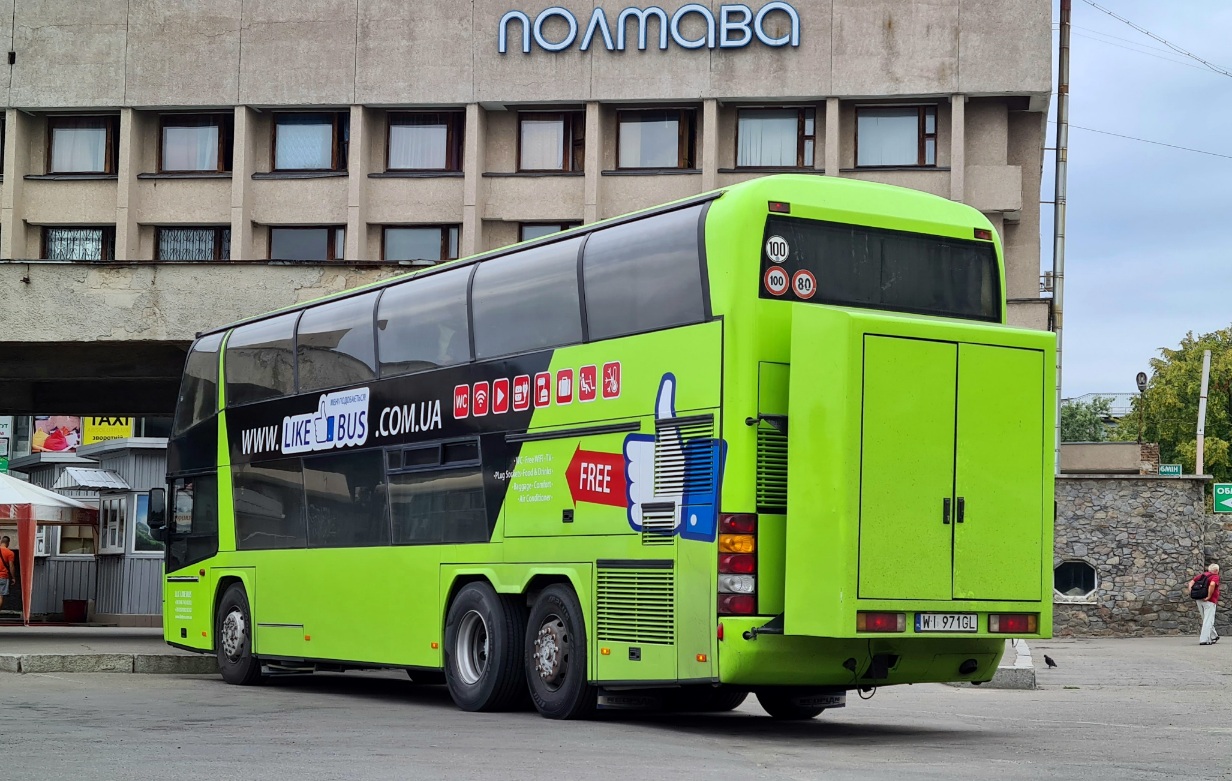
5 638 1231 781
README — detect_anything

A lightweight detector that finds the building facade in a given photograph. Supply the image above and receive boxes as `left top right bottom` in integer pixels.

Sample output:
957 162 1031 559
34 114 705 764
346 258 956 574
0 0 1052 414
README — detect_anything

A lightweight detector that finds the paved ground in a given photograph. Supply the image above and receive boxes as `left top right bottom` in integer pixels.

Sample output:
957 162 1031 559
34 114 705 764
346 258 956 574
0 625 185 654
3 634 1229 780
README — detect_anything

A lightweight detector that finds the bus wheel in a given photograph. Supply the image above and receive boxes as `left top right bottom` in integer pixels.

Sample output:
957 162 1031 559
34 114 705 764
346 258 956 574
755 690 826 720
443 582 527 711
525 585 596 720
216 584 262 685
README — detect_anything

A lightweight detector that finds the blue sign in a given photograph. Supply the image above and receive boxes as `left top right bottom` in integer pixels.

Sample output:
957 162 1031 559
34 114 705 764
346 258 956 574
499 3 801 54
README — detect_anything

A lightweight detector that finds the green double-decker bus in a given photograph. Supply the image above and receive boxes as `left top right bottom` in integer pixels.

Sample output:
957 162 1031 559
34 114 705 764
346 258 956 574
152 173 1055 720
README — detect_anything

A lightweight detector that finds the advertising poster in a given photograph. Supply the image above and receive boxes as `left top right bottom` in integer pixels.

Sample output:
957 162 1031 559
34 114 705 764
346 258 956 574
83 416 134 445
32 415 83 453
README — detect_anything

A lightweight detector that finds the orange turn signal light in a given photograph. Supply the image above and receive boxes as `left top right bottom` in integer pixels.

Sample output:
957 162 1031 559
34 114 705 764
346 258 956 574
719 534 755 553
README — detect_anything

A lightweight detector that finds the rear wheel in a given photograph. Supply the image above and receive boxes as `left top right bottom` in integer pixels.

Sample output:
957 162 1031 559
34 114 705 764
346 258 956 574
216 584 262 685
755 689 826 720
525 584 596 720
443 582 527 711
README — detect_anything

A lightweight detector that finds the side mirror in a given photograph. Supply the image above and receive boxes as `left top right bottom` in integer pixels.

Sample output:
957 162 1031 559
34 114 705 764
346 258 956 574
148 488 167 530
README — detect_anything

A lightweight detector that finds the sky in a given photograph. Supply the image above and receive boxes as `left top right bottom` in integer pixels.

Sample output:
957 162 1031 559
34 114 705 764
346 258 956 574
1044 0 1232 398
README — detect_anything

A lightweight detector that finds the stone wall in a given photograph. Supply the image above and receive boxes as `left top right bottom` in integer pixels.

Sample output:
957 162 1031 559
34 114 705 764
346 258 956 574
1054 475 1231 638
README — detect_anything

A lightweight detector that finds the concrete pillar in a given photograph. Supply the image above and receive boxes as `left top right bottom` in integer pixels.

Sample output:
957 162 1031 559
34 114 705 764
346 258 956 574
824 97 840 176
583 101 601 224
230 107 257 261
461 103 486 256
950 94 966 202
1 110 29 259
345 106 370 261
701 99 719 191
114 108 140 260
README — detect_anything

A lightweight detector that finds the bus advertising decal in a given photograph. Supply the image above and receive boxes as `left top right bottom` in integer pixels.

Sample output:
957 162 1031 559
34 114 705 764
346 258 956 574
565 446 626 508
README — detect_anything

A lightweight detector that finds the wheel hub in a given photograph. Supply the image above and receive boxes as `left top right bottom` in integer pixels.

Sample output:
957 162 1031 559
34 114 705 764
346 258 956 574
534 618 567 686
455 610 490 686
221 609 246 661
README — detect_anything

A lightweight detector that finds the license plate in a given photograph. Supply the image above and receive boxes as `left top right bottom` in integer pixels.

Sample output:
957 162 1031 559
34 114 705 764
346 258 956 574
915 613 978 632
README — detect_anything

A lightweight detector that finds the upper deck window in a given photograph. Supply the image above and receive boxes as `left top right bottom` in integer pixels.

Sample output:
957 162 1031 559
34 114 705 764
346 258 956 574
759 216 999 322
225 313 298 406
172 333 224 435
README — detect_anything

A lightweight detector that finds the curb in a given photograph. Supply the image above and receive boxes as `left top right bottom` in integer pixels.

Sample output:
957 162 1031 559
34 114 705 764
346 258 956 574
0 653 219 675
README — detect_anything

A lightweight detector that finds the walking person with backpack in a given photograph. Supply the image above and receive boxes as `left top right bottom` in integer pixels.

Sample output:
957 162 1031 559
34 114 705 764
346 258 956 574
1188 563 1220 646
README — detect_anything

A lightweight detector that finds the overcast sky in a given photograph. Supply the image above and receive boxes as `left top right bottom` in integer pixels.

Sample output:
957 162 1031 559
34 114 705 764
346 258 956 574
1042 0 1232 398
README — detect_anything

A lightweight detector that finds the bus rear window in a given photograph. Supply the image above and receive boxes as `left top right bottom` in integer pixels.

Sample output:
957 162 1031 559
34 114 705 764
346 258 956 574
759 216 1000 322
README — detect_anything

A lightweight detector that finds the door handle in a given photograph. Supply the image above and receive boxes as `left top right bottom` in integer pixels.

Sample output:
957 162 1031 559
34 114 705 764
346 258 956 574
956 497 965 524
942 498 951 525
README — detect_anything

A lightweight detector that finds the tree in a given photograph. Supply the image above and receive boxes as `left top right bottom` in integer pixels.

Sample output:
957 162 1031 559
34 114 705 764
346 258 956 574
1112 326 1232 483
1060 395 1111 442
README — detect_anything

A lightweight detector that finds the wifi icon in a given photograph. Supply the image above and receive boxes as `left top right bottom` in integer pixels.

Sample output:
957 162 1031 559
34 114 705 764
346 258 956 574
472 381 490 416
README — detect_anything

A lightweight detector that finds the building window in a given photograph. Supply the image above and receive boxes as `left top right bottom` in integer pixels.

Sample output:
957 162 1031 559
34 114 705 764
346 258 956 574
48 116 119 174
57 524 94 555
1054 560 1097 598
134 493 164 552
617 109 696 169
856 106 937 167
160 114 233 173
156 227 231 261
383 225 459 264
737 107 815 168
99 496 127 555
519 222 579 242
273 112 349 172
387 112 464 171
43 227 116 261
518 111 584 172
269 227 345 261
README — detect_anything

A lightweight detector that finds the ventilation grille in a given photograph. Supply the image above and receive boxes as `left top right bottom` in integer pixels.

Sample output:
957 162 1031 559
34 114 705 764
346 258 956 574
655 415 717 496
756 427 788 513
640 502 676 546
596 568 675 645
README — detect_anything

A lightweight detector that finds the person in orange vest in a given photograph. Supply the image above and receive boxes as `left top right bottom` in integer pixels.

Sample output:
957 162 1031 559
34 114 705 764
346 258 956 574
0 536 18 613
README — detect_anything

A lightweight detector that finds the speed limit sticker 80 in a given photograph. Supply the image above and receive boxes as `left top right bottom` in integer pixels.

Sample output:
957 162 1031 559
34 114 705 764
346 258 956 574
791 269 817 299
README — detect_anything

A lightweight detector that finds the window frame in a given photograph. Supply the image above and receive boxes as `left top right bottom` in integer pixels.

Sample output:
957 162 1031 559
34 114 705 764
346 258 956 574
734 106 816 169
158 113 233 174
46 115 119 175
41 226 117 261
268 226 346 262
381 224 460 265
271 111 349 173
386 111 465 172
1053 559 1098 601
98 495 128 555
854 104 938 169
155 226 232 261
616 108 697 170
516 111 585 173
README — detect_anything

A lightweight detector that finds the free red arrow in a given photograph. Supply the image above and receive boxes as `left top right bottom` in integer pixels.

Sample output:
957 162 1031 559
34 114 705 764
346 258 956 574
565 445 627 507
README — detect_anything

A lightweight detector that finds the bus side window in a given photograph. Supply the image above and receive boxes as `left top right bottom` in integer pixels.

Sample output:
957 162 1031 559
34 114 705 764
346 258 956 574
470 237 584 359
377 267 471 377
296 291 380 394
168 474 219 573
302 450 390 548
172 333 224 435
582 204 707 341
232 458 308 550
389 438 487 545
225 313 298 406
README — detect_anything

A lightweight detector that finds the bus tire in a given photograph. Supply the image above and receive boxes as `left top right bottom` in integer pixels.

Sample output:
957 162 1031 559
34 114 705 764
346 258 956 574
755 690 826 720
443 582 528 711
525 584 596 720
216 584 262 686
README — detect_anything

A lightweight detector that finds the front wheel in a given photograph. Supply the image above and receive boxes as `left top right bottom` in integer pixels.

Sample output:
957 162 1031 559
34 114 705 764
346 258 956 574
216 584 262 685
525 584 596 720
443 582 528 711
755 690 826 720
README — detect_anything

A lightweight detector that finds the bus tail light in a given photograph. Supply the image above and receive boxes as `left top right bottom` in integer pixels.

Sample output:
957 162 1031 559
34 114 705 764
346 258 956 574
989 613 1037 634
718 514 757 615
857 612 906 633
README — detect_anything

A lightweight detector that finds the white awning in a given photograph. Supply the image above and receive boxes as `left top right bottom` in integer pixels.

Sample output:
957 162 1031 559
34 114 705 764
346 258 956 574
53 467 130 491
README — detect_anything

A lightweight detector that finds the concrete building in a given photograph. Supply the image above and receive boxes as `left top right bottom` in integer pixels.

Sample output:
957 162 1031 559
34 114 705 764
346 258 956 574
0 0 1052 414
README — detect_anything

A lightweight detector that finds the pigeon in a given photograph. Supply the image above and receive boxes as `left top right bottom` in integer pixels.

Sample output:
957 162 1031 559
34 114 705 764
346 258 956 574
1044 654 1057 668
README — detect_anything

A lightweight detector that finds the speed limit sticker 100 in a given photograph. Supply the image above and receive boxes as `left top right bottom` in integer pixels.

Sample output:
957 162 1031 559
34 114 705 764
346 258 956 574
792 269 816 300
764 266 789 296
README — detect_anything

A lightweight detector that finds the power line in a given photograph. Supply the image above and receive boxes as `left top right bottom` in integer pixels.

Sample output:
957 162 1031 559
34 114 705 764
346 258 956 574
1051 122 1232 160
1071 31 1211 72
1078 0 1232 78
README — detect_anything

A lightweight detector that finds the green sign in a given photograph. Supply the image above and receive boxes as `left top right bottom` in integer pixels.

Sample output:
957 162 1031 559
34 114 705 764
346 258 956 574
1215 483 1232 513
0 456 7 474
1159 463 1182 476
